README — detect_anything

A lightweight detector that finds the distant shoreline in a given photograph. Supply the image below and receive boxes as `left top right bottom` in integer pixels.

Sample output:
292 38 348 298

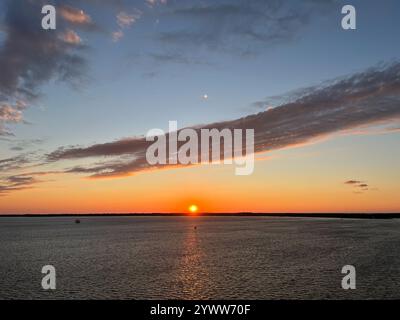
0 213 400 219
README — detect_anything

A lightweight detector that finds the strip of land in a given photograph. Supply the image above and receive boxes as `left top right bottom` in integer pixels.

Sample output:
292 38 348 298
0 213 399 219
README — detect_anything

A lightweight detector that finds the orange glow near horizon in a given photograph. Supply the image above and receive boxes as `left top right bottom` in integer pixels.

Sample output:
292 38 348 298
1 133 400 215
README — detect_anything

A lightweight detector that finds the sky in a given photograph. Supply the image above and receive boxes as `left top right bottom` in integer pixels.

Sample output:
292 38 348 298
0 0 399 214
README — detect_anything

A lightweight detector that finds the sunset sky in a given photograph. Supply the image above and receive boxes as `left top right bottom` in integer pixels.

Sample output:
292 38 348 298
0 0 399 214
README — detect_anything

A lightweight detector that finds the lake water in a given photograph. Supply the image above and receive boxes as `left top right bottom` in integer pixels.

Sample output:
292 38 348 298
0 216 400 299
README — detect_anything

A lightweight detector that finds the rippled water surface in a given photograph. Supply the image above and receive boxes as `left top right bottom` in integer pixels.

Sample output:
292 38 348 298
1 216 400 299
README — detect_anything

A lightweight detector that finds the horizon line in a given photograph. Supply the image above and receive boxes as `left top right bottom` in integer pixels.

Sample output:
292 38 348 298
1 212 400 219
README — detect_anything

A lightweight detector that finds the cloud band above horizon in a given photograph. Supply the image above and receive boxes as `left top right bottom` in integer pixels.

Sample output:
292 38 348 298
43 61 400 179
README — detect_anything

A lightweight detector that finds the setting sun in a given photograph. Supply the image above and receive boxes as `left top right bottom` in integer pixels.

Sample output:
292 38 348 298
188 204 199 214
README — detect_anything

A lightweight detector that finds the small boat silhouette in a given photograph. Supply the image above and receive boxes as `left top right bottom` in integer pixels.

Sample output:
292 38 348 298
75 219 81 224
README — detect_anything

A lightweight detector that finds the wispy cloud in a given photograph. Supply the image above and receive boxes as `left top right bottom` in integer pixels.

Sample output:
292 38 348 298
345 180 362 185
0 168 60 195
59 5 94 29
112 30 124 42
146 0 168 8
113 10 142 42
0 0 90 135
0 174 37 195
344 180 375 194
7 138 44 152
0 151 55 195
0 100 27 135
133 51 214 66
59 29 83 45
0 154 32 171
155 0 336 56
117 10 142 28
44 61 400 179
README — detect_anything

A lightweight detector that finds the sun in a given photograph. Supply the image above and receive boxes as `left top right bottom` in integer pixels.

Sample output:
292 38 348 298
188 204 199 214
